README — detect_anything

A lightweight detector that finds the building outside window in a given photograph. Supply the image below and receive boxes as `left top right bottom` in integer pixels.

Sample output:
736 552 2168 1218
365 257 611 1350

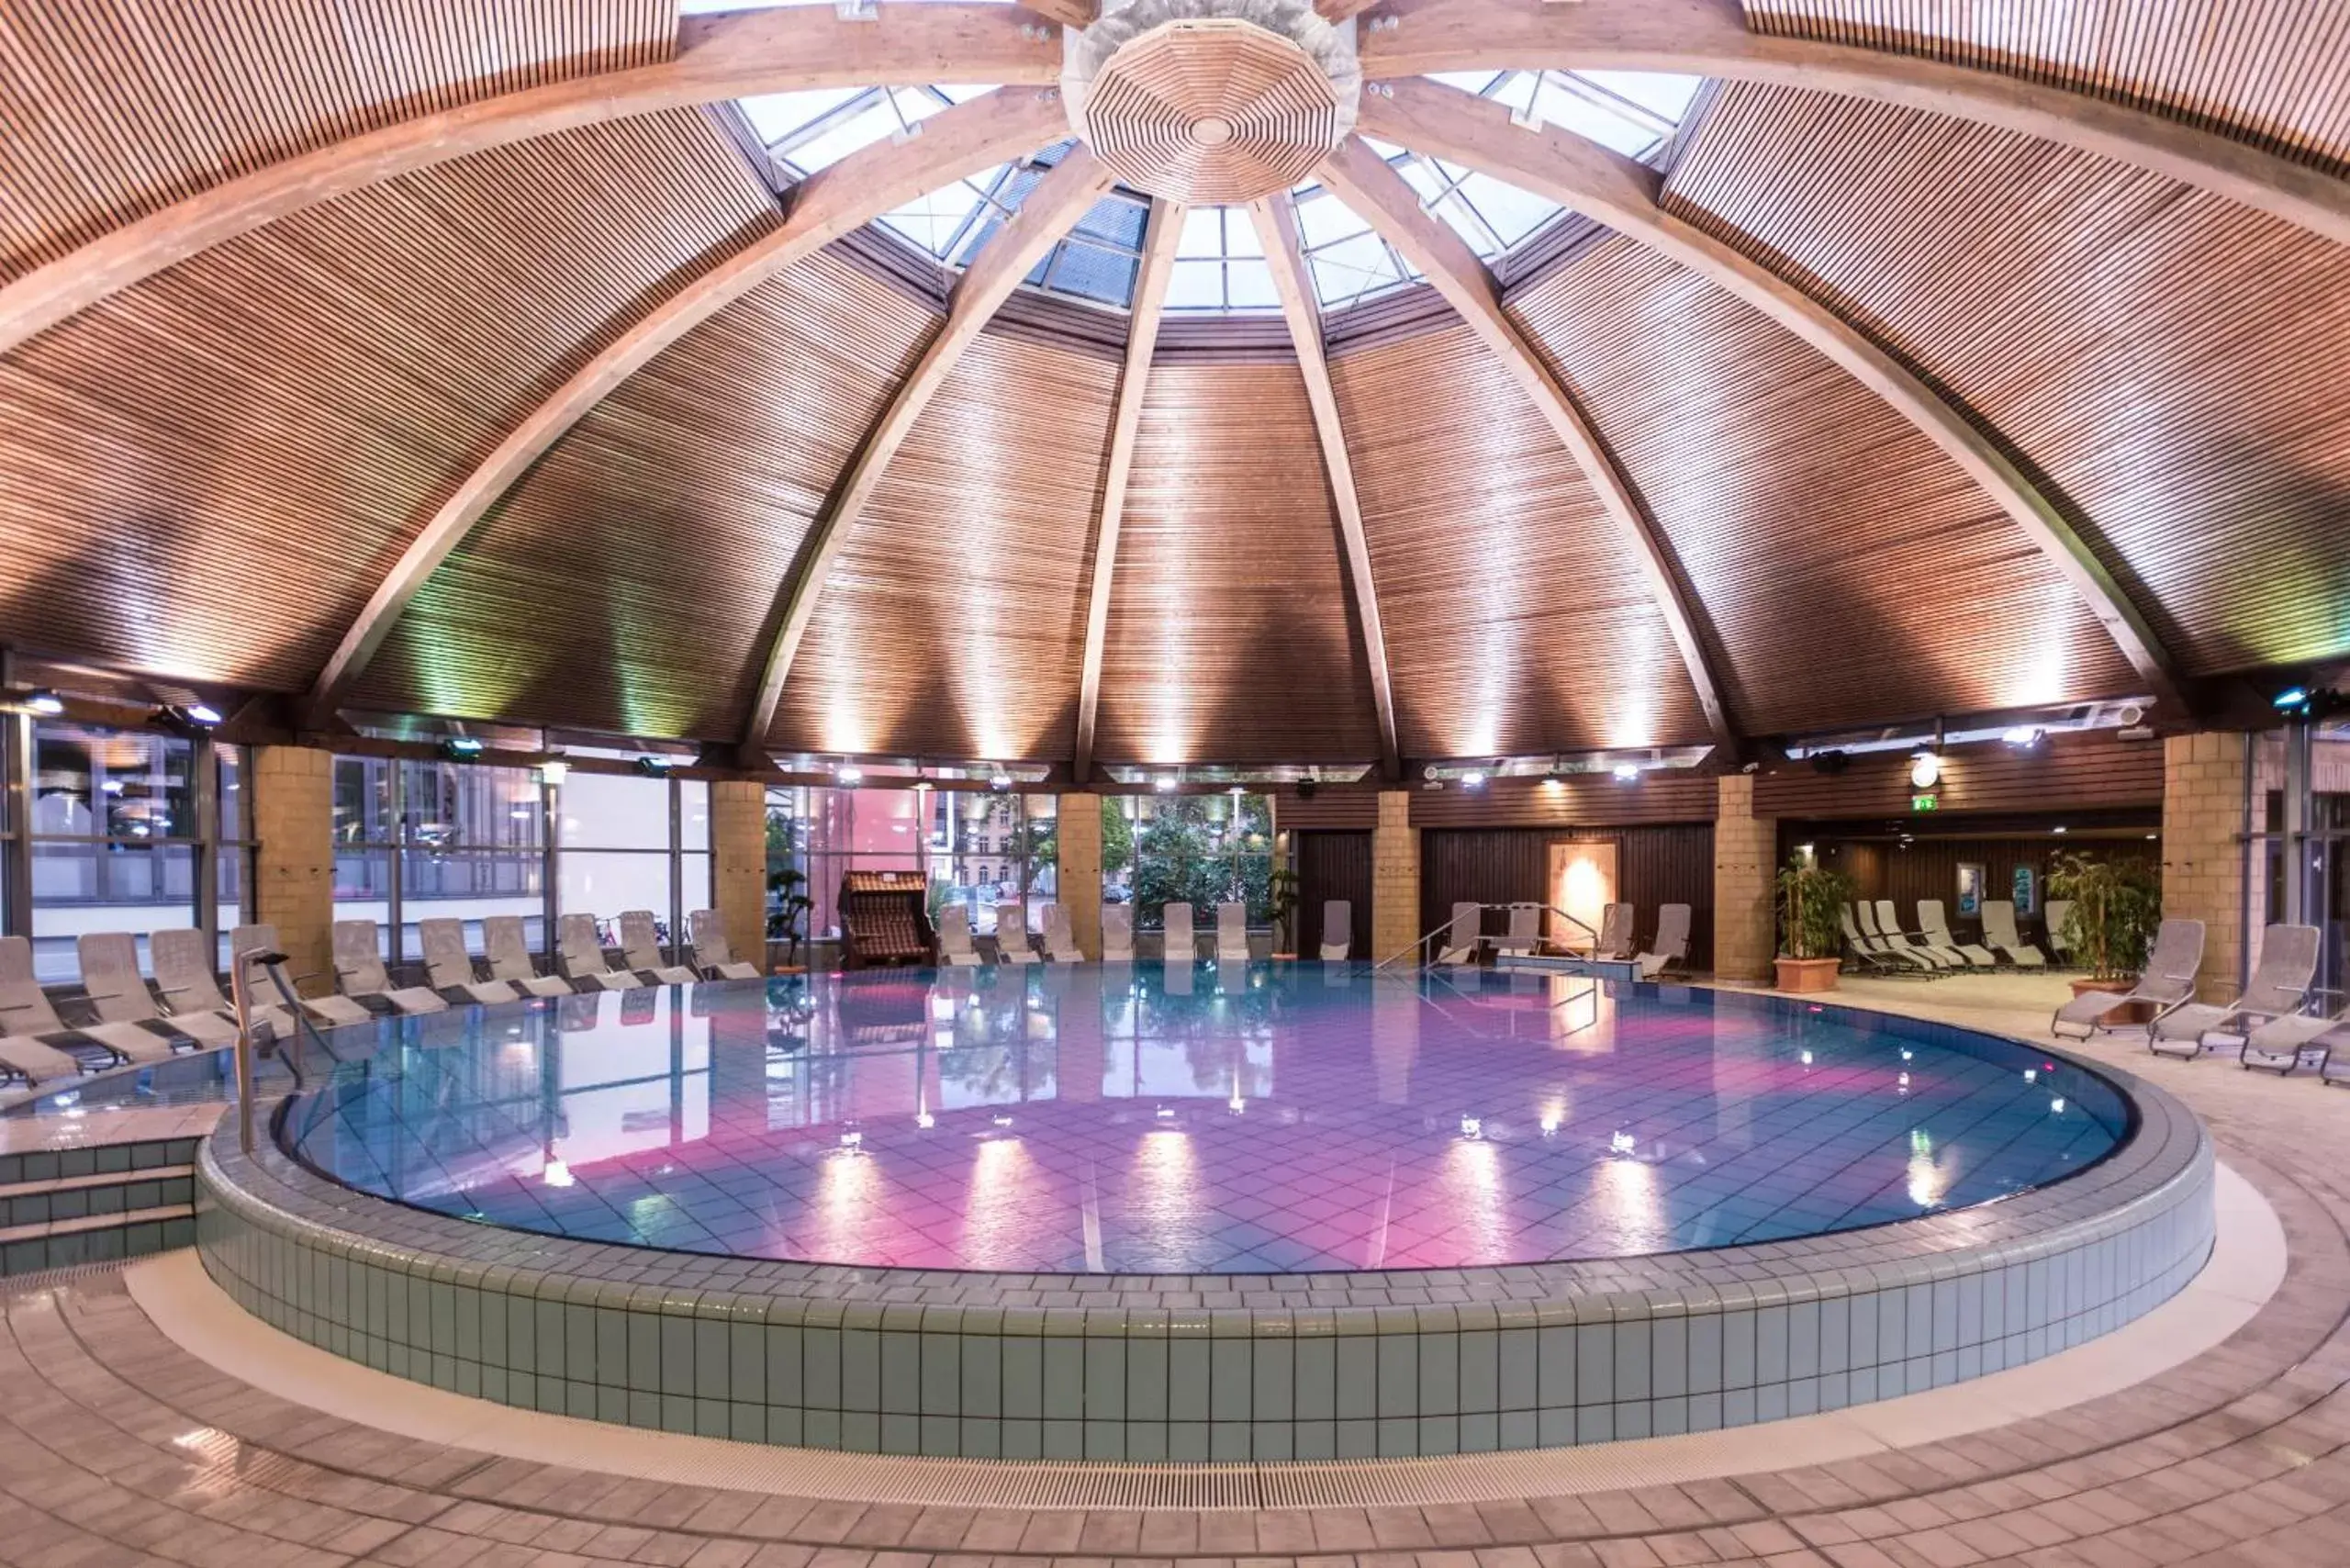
765 787 1063 945
1102 793 1274 930
2250 722 2350 1012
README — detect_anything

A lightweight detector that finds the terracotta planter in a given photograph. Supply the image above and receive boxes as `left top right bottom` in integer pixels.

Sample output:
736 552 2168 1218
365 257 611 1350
1774 956 1842 993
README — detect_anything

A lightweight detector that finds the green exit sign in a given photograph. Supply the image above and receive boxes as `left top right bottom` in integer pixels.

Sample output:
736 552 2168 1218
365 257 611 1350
1912 793 1941 812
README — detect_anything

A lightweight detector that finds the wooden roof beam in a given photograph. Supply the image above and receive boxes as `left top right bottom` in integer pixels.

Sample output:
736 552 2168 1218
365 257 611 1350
1072 197 1185 785
1248 193 1404 782
738 148 1119 755
0 4 1063 360
1314 137 1740 756
305 87 1069 728
1019 0 1101 25
1358 0 2350 251
1357 77 2188 716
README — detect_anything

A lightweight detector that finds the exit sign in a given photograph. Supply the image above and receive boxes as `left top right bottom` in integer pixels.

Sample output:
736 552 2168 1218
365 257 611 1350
1912 793 1941 812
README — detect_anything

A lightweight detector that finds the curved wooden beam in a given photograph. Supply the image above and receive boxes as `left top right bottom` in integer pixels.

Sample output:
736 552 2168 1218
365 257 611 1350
1359 0 2350 250
0 4 1062 360
740 148 1118 753
1248 193 1404 782
1314 137 1740 756
1358 77 2188 715
1072 196 1185 785
306 87 1069 727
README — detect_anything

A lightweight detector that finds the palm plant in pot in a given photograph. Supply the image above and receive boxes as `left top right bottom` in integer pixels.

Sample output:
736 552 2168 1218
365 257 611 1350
1775 858 1855 993
2047 850 2160 999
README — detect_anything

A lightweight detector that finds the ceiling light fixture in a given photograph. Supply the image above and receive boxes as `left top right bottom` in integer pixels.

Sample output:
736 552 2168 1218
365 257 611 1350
1612 763 1639 782
1908 751 1942 790
834 762 865 786
1154 774 1179 793
23 689 63 715
1461 769 1487 789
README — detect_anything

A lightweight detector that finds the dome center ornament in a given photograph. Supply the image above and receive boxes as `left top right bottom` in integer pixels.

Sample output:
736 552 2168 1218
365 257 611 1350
1062 0 1362 206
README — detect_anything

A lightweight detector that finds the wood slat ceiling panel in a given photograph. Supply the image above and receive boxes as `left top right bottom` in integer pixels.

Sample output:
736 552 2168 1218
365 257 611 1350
0 0 676 283
1506 234 2140 735
355 251 933 742
1326 322 1712 757
1407 773 1720 828
1664 84 2350 679
1742 0 2350 177
0 109 775 694
769 328 1121 761
1094 360 1382 765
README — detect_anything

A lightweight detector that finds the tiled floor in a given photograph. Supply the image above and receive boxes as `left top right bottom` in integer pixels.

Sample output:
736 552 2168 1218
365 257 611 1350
4 973 2350 1565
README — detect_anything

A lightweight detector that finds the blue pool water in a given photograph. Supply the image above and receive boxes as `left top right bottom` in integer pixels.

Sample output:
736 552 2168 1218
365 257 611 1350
274 965 2132 1274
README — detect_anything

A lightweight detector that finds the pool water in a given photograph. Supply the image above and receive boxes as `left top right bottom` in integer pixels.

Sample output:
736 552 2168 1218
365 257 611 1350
280 965 2130 1274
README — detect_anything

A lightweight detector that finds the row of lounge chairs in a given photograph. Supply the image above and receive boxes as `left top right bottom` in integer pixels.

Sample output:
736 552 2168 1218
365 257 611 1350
938 899 1315 967
2054 919 2349 1078
1431 902 1688 978
1841 899 2057 974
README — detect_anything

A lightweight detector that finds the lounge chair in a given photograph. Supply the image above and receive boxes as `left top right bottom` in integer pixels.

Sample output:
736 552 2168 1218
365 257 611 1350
332 920 449 1017
1495 903 1542 959
2051 919 2205 1039
937 905 983 967
1215 902 1249 961
1874 900 1956 969
1162 902 1195 962
1102 904 1136 962
1918 901 1997 967
1979 902 2047 967
618 912 699 985
419 919 521 1005
2149 923 2320 1060
557 914 643 991
1841 904 1917 974
1855 901 1932 970
152 927 297 1041
225 924 316 1036
1637 904 1690 979
1319 900 1352 961
1045 906 1083 963
2043 899 2076 966
0 935 151 1074
2241 1001 2350 1076
484 917 575 997
1595 902 1636 961
79 932 234 1048
1435 902 1482 966
688 910 762 981
994 903 1036 965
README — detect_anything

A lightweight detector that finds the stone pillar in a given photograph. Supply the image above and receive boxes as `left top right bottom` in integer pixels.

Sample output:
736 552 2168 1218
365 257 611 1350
252 745 334 996
1371 790 1421 963
1057 792 1103 959
2162 732 2247 1000
711 779 768 973
1713 773 1776 982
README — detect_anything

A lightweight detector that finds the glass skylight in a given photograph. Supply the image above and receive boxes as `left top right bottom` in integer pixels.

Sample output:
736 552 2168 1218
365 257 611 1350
1427 68 1705 162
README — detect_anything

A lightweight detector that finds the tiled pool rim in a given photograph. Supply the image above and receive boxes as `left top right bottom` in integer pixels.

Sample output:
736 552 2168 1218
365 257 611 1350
194 985 2216 1462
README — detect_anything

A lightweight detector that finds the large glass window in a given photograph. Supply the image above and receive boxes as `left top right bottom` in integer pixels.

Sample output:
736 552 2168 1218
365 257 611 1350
1105 793 1274 930
2252 723 2350 1012
764 787 1064 944
559 771 677 949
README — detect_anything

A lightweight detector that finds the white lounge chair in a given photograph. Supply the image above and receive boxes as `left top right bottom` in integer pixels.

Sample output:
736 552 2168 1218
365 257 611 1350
418 919 521 1006
618 911 699 985
0 935 153 1074
484 917 575 997
937 905 983 968
558 914 643 991
1979 902 2047 967
1495 903 1542 959
152 927 297 1042
994 903 1037 964
2241 1001 2350 1076
1918 901 1997 967
688 910 762 981
1215 902 1249 961
1162 902 1195 962
1102 904 1136 962
1435 902 1482 966
1045 906 1083 963
1637 904 1690 979
78 932 234 1048
2051 918 2204 1039
227 924 320 1036
332 920 449 1017
1319 900 1352 962
1855 902 1932 970
1874 900 1956 969
1841 904 1917 974
2150 923 2320 1060
2043 899 2076 966
1595 902 1636 961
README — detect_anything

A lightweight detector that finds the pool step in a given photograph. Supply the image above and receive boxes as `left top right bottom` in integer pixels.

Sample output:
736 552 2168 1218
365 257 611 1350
0 1135 204 1277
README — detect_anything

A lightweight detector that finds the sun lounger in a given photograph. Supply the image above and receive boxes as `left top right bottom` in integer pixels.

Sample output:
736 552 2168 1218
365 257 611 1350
2051 918 2204 1039
2241 1002 2350 1076
1874 900 1956 969
153 926 297 1041
1045 906 1083 963
1979 902 2047 967
1637 904 1690 979
1595 902 1635 961
1496 903 1542 959
1435 902 1481 966
2043 899 2076 965
618 911 698 985
227 924 315 1036
995 903 1037 964
2150 924 2320 1059
331 920 448 1018
688 910 762 980
1319 900 1352 961
78 931 233 1047
1841 904 1916 974
1162 902 1195 962
558 914 643 991
0 935 144 1075
419 919 522 1005
1918 901 1997 967
937 905 983 967
1102 904 1136 962
484 917 575 997
1215 902 1249 961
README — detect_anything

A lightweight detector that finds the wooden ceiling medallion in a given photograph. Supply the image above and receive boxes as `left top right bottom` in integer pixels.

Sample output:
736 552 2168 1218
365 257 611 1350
1064 0 1360 204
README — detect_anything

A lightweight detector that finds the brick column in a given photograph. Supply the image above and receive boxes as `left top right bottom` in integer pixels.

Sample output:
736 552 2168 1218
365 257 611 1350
711 779 768 973
252 745 334 996
1057 792 1103 959
1713 773 1776 982
2162 732 2246 1000
1371 790 1421 963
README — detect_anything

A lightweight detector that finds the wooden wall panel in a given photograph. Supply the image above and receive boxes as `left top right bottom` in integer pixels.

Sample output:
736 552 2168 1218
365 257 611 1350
0 0 675 284
1742 0 2350 177
1270 790 1382 830
1294 829 1373 958
1408 772 1719 829
355 251 933 742
0 109 772 697
1666 84 2350 680
1751 732 2165 819
1507 235 2140 735
1328 323 1713 757
769 328 1121 761
1419 823 1718 971
1093 360 1382 764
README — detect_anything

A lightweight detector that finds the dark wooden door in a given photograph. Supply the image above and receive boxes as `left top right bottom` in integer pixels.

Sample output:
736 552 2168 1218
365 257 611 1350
1294 831 1372 958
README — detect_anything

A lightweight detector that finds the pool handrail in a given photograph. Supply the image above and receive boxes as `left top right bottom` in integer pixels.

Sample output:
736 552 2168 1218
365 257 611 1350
1376 901 1600 971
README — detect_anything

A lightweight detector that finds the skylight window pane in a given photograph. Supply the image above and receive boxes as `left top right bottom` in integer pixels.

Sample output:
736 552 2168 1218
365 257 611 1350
739 87 864 147
1456 171 1557 246
1293 191 1371 248
1428 69 1508 96
1531 80 1661 157
1072 194 1147 250
1573 69 1704 123
1047 242 1140 305
787 100 903 172
1168 259 1228 309
1224 258 1279 308
1225 207 1264 257
881 168 1004 257
1176 208 1226 258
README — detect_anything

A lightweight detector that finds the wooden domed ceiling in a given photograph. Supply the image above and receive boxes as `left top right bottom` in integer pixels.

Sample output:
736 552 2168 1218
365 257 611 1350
1 0 2347 775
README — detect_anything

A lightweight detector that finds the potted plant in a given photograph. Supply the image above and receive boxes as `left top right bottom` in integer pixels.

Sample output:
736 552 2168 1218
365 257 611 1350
767 866 814 973
1267 866 1302 958
1774 859 1854 993
2048 850 2160 1005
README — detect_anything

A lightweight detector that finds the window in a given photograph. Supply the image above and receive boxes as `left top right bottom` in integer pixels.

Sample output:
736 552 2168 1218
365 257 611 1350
558 771 704 953
1104 794 1274 929
765 787 1063 943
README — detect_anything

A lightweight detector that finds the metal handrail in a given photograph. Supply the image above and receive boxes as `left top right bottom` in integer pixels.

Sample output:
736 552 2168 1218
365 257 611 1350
229 943 330 1155
1374 902 1601 971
